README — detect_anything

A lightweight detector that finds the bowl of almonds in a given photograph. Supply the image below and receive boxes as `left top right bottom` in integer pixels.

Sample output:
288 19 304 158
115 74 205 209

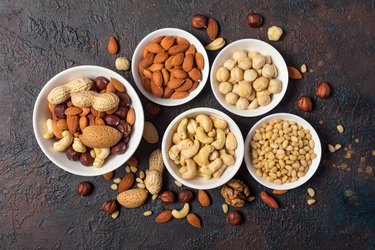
244 113 322 190
210 39 288 117
33 65 144 176
131 28 209 106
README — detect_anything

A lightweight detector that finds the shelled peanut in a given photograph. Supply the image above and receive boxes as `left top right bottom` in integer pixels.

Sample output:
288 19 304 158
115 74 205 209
44 77 135 167
138 36 204 99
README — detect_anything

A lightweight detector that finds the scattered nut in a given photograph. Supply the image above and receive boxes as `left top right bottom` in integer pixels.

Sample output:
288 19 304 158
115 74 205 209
260 191 279 209
191 14 208 29
187 213 202 228
127 156 139 167
328 144 336 153
178 190 194 203
246 13 263 28
205 37 226 51
288 66 303 80
152 194 158 200
300 64 307 73
171 203 190 219
76 181 91 197
226 211 242 226
222 204 229 213
337 124 344 133
159 190 176 204
307 188 315 197
102 200 117 215
108 36 118 54
136 177 143 183
272 190 288 195
146 102 160 117
115 57 130 71
113 177 122 184
198 190 211 206
139 170 145 179
248 196 256 202
267 26 283 41
174 180 183 187
335 144 342 150
125 166 131 173
143 210 153 216
297 96 313 112
130 166 138 173
307 199 316 205
137 183 146 189
111 183 118 190
103 171 114 180
315 81 331 99
111 210 119 219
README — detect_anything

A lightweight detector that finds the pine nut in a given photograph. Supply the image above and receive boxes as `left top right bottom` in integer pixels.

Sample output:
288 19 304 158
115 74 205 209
113 178 121 184
111 184 118 190
307 199 316 205
143 210 152 216
222 204 229 213
307 188 315 197
111 211 119 219
174 180 183 187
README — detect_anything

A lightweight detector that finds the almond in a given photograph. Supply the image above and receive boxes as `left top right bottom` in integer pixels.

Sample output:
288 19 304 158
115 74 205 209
108 36 118 54
126 107 136 125
118 173 135 192
103 171 114 180
65 107 82 116
176 37 190 45
152 70 163 87
143 69 153 79
182 54 194 72
67 115 79 133
48 102 56 113
272 189 288 195
170 68 188 79
195 52 205 70
126 156 139 167
87 114 95 126
105 107 117 115
106 82 117 93
185 44 196 55
147 63 164 72
95 117 105 125
142 78 152 92
56 119 68 130
143 121 159 144
161 68 169 86
188 67 202 82
168 44 189 55
165 56 174 70
80 107 90 116
160 36 175 50
79 116 88 130
146 42 164 54
188 81 199 93
155 210 173 223
143 48 150 58
175 79 193 92
117 188 148 208
198 190 210 206
206 18 219 40
152 36 164 44
163 87 174 98
150 80 163 97
138 53 155 74
167 78 185 89
52 119 63 138
288 66 303 79
170 91 189 99
172 53 185 67
153 52 169 63
110 78 125 92
187 213 202 228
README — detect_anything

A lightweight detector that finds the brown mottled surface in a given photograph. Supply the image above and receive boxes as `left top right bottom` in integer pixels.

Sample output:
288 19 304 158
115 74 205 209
0 0 374 249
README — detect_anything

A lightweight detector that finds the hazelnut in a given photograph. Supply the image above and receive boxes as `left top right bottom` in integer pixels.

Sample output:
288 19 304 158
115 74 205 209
116 91 131 107
115 57 130 71
66 146 80 161
102 200 117 215
117 121 132 138
104 114 120 126
76 181 91 197
178 190 194 203
114 106 128 119
191 14 208 29
247 13 263 28
80 152 94 166
110 141 126 155
146 102 160 117
159 190 176 204
54 103 67 119
315 81 331 99
93 76 109 92
297 96 313 112
226 210 242 226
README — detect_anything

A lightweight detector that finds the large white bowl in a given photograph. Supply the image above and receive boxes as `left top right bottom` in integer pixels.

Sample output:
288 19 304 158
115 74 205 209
244 113 322 190
131 28 209 106
211 39 288 117
33 65 144 176
162 108 244 190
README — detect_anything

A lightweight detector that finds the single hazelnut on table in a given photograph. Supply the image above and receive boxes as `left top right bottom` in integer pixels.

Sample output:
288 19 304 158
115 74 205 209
226 210 242 226
191 14 208 29
315 81 331 99
159 190 176 204
102 200 117 215
297 96 313 112
246 13 263 28
76 181 91 197
178 190 194 203
146 102 160 117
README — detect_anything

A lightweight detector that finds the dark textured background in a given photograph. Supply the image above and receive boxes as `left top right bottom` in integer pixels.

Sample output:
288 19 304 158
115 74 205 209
1 0 374 249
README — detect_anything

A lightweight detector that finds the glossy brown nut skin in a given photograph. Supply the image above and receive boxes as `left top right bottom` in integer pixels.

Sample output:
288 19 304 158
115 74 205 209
226 210 242 226
146 102 160 117
114 106 128 119
117 121 132 138
191 14 208 29
102 200 117 215
297 96 313 112
159 190 176 204
111 141 126 155
80 152 94 166
54 103 67 119
247 13 263 27
104 114 120 126
66 146 80 161
66 99 74 107
116 91 131 107
76 181 91 197
315 81 331 99
94 76 109 92
178 190 194 203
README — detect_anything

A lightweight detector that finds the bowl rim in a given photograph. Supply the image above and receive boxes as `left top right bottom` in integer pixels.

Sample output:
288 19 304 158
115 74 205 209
244 112 322 190
210 38 289 117
32 65 144 176
131 27 209 106
161 107 244 190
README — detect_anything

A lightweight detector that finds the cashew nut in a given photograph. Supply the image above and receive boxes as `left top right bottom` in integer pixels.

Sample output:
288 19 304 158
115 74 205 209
172 203 190 219
195 114 213 133
93 148 110 168
225 132 237 151
209 150 219 161
53 130 73 151
168 143 182 161
211 129 226 150
177 118 188 140
210 116 228 129
182 159 197 179
207 129 216 138
196 127 214 144
172 132 181 144
193 145 214 166
207 158 223 173
198 172 212 180
179 166 188 174
43 118 54 139
187 119 199 135
213 164 228 179
72 138 86 153
180 139 200 159
220 149 235 165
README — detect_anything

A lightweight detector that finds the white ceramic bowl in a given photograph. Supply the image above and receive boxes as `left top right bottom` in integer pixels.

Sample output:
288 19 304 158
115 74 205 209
33 65 144 176
162 107 244 190
210 39 288 117
131 28 209 106
244 113 322 190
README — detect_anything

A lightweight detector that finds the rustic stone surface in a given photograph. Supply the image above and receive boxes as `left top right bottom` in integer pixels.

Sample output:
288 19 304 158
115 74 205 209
0 0 374 249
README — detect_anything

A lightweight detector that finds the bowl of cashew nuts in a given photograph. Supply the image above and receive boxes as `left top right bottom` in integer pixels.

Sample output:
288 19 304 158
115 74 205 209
161 107 244 190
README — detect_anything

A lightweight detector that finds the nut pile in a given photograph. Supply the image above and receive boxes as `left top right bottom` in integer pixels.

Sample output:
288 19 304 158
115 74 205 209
138 36 204 99
168 114 237 180
250 119 317 184
216 50 282 110
43 77 135 167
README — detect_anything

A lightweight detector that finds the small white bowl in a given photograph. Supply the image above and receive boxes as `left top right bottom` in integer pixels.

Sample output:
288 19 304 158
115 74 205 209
33 65 144 176
162 107 244 190
244 113 322 190
210 39 288 117
131 28 209 106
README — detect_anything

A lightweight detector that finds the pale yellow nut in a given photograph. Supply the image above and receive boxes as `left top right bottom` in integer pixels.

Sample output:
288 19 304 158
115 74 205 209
205 37 226 51
174 180 183 187
307 188 315 197
125 166 131 173
328 144 336 153
152 194 158 200
113 177 122 184
43 118 54 139
130 166 138 173
336 125 344 133
115 57 130 71
143 210 152 216
111 210 119 219
300 64 307 73
139 170 145 180
222 204 228 214
307 199 316 205
111 184 118 190
171 203 189 219
267 26 283 41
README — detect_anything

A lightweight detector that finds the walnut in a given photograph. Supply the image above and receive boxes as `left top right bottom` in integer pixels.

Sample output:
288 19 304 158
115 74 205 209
220 179 251 207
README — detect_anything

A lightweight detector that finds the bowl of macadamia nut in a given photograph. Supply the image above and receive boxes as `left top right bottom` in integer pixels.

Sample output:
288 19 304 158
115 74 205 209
210 39 288 117
131 28 209 106
244 113 322 190
33 65 144 176
161 107 244 190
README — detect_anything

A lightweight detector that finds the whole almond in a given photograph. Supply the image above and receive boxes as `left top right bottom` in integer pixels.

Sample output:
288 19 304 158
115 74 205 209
175 79 193 92
152 71 163 87
143 47 150 58
110 78 125 92
80 107 90 116
207 18 219 40
187 213 202 228
168 44 189 55
139 53 155 74
142 78 152 92
165 56 174 70
48 102 56 114
95 116 105 125
153 52 169 63
176 37 190 45
65 107 82 116
108 36 118 54
117 188 148 208
143 121 159 144
195 52 205 70
106 82 117 93
150 80 163 97
188 81 199 93
198 190 210 207
56 119 68 130
167 78 185 89
172 53 185 67
288 66 303 80
118 172 135 192
170 68 188 79
155 210 173 223
146 42 164 54
79 116 88 130
67 115 79 133
103 171 114 180
163 87 174 98
152 36 164 43
160 36 175 50
52 119 63 138
185 44 196 55
87 114 95 126
126 107 136 125
147 63 164 72
170 91 189 99
188 67 202 82
143 69 153 79
161 68 169 85
182 54 194 72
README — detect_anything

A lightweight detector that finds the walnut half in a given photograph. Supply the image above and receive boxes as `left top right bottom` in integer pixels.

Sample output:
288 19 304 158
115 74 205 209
220 179 251 207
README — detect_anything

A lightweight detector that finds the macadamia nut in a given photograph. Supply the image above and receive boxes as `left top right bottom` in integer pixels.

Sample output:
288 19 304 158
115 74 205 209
237 81 252 97
252 54 266 69
258 94 271 106
115 57 130 71
225 92 239 105
244 69 258 82
248 51 259 59
262 64 277 78
268 79 282 94
230 67 244 81
219 82 233 94
238 57 252 70
233 50 247 61
248 99 259 109
236 97 249 110
223 59 237 70
268 26 283 41
216 67 230 82
253 76 269 92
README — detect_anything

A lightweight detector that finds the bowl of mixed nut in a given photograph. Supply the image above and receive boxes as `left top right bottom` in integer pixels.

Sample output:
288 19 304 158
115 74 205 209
131 28 209 106
33 65 144 176
161 107 244 190
210 39 288 117
244 113 322 190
